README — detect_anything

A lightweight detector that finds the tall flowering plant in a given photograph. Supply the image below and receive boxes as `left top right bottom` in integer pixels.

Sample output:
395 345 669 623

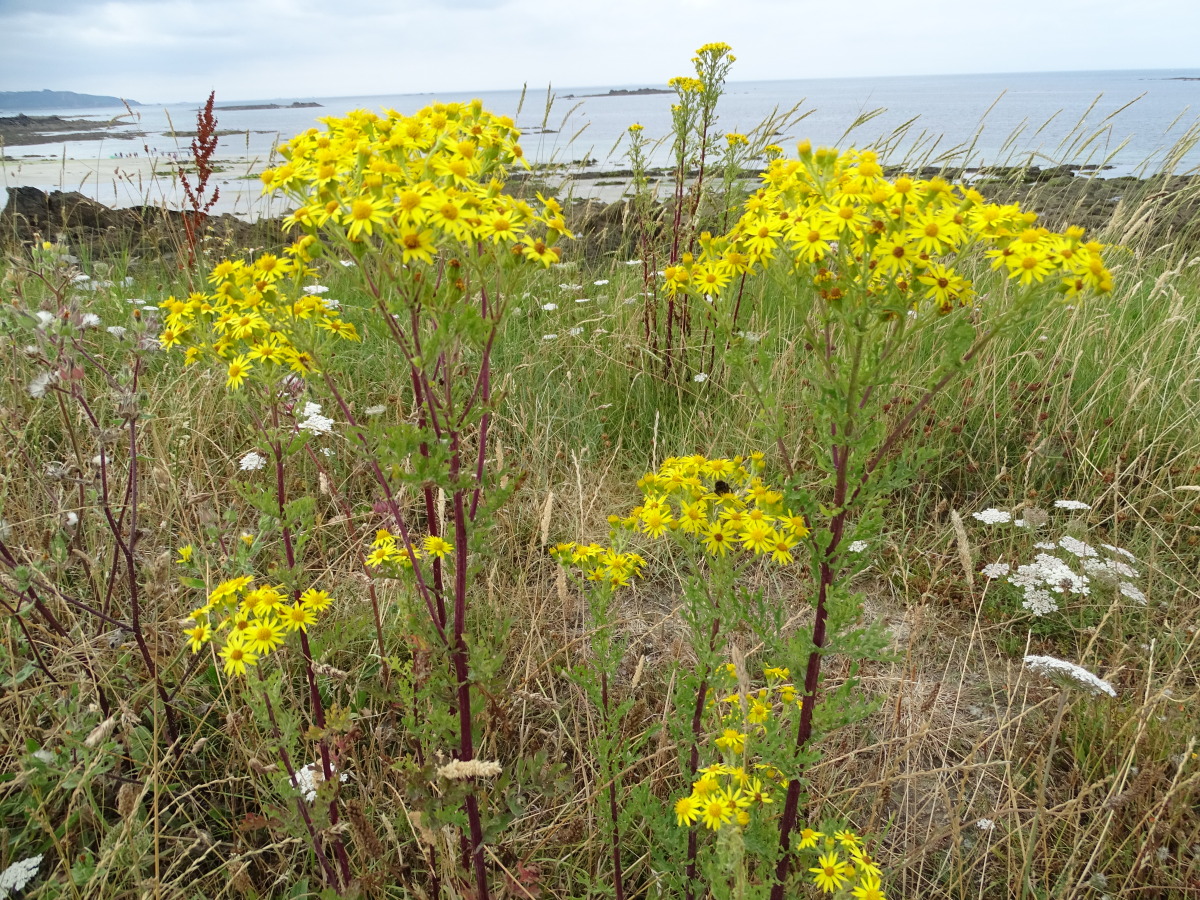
164 100 567 897
662 146 1115 898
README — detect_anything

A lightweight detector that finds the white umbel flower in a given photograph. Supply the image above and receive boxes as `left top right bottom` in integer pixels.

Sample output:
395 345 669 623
1053 499 1091 511
1023 654 1116 697
297 402 334 436
239 451 267 472
981 562 1010 579
0 854 43 896
972 508 1012 525
1058 536 1098 558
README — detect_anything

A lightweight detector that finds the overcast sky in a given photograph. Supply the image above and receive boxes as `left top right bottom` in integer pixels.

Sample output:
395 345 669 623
3 0 1199 103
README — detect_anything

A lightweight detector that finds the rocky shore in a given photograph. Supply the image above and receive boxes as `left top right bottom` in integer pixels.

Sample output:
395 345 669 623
2 166 1197 265
0 114 143 147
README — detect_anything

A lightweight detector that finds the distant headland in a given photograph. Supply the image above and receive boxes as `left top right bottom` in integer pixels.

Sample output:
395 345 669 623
0 90 142 110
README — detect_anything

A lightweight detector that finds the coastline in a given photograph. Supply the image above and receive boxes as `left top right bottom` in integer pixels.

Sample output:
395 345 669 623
0 152 644 221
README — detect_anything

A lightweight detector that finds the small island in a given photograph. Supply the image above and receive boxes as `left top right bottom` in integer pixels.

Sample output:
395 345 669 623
562 87 674 99
212 101 323 112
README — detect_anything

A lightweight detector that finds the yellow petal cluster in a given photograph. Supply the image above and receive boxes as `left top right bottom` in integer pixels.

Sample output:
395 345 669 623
159 244 360 388
261 102 570 266
610 454 807 565
183 577 332 676
665 146 1113 310
548 542 646 589
364 527 423 570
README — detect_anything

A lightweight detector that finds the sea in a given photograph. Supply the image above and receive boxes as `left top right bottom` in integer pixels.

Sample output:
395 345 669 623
3 69 1198 218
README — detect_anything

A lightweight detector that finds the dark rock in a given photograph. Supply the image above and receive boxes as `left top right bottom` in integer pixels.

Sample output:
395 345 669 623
0 187 287 259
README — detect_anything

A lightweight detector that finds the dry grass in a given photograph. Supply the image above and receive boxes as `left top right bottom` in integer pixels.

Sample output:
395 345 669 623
1 135 1199 900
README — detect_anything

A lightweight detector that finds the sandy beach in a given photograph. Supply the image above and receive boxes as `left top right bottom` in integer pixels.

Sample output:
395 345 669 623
0 153 294 219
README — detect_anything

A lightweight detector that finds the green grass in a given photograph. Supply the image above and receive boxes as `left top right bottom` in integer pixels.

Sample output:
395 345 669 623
1 174 1199 900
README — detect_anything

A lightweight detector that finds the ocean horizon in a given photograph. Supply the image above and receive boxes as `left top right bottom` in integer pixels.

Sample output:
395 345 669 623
3 68 1198 218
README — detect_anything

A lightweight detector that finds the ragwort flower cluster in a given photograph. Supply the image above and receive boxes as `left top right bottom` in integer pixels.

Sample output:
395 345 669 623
662 144 1114 311
183 576 334 676
675 663 889 897
261 101 571 267
548 541 647 589
610 454 809 564
158 244 360 389
364 527 452 571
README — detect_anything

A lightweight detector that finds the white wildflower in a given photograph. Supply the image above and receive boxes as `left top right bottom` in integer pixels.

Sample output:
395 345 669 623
32 748 54 764
339 259 354 267
106 325 127 337
239 451 267 472
1013 518 1028 527
1054 499 1091 511
575 297 591 303
1011 552 1090 596
625 259 642 265
292 761 348 803
320 297 341 311
972 508 1012 525
1033 541 1058 550
693 373 709 383
1083 557 1138 581
0 854 43 895
320 447 335 457
80 313 102 328
847 540 869 553
1058 536 1098 558
558 283 583 291
541 302 558 311
593 279 609 286
302 284 329 294
981 562 1010 579
542 334 558 341
567 327 583 336
35 310 56 328
1101 543 1138 562
1023 654 1116 697
1021 587 1058 615
297 402 334 436
363 405 387 417
436 759 503 780
1119 582 1147 604
64 511 79 528
623 297 638 305
975 818 996 831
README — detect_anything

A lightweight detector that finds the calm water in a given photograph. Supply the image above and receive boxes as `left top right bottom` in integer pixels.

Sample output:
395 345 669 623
3 69 1198 214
